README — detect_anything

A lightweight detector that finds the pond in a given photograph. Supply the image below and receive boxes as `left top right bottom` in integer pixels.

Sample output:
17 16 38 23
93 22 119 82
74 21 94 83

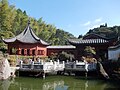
0 76 120 90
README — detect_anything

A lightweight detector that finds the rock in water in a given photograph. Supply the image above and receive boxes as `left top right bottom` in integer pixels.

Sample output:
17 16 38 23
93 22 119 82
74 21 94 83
97 62 109 79
0 58 11 80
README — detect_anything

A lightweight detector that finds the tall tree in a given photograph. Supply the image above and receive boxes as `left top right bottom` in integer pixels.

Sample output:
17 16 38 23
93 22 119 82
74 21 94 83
0 0 76 51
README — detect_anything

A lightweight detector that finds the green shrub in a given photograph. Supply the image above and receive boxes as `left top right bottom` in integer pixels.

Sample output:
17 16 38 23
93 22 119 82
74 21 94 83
58 51 74 61
49 52 58 61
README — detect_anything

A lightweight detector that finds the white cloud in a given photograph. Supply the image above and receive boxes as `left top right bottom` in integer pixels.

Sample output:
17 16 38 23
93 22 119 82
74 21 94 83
83 17 104 29
83 21 91 26
94 18 102 23
83 17 102 27
89 23 105 29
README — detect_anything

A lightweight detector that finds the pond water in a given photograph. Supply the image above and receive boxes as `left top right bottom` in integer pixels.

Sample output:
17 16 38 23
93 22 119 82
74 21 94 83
0 76 120 90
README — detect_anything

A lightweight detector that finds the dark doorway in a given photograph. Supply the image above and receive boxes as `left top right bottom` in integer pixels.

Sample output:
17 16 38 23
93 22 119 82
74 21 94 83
21 49 24 55
32 50 35 55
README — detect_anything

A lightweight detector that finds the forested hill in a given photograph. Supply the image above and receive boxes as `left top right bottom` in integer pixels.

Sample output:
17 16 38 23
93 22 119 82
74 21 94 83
0 0 76 49
86 23 120 39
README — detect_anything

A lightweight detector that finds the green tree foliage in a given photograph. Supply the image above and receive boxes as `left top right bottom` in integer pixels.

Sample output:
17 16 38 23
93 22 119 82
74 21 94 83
0 0 76 51
49 52 58 60
78 34 83 39
84 46 96 55
86 23 120 39
58 51 75 61
0 0 16 32
0 0 16 49
12 9 28 35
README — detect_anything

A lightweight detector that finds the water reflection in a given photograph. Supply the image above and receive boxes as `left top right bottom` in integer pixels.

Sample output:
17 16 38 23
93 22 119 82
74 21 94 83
43 81 68 90
0 76 120 90
0 79 14 90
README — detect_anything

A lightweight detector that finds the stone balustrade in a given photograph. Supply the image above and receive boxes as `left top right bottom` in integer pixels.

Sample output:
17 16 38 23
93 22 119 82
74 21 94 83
19 60 97 73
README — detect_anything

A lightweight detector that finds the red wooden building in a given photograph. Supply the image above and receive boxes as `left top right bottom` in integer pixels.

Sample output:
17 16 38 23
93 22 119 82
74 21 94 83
3 21 49 57
68 33 115 60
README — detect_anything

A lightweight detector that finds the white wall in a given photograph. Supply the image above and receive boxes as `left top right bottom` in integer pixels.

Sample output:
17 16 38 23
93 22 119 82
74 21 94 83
108 46 120 60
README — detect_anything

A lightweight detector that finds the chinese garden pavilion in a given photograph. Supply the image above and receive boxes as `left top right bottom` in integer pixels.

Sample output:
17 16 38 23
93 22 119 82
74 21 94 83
3 20 49 56
68 33 115 60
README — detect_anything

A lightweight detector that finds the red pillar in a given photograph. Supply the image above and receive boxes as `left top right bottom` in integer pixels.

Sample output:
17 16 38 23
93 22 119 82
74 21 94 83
24 49 27 55
18 48 21 55
36 46 38 56
30 49 32 56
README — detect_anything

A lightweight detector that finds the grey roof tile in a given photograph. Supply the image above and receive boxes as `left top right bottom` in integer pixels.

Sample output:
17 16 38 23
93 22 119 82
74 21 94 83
3 21 49 45
68 39 108 44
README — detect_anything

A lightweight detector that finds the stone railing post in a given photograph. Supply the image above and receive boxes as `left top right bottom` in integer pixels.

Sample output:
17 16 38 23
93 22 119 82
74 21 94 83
54 61 56 70
85 62 88 72
76 60 78 64
50 60 53 64
74 61 76 68
67 60 69 63
41 60 44 65
19 60 23 68
31 61 34 69
62 61 65 68
57 59 60 64
41 60 44 70
38 58 40 64
29 59 32 64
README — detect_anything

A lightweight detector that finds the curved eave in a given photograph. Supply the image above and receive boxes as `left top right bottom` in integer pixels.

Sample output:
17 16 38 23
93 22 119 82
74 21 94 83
2 37 16 44
39 39 50 46
69 42 109 45
68 39 109 46
3 38 50 46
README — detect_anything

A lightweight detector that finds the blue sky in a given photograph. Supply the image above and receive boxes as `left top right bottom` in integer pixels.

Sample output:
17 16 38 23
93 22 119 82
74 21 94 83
9 0 120 37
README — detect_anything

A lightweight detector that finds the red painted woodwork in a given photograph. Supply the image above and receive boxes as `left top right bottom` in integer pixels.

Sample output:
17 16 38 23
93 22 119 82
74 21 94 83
47 48 76 56
7 42 47 57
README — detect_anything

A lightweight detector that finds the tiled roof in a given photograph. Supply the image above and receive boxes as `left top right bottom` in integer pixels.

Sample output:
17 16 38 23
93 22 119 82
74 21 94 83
3 20 49 45
68 39 108 44
83 33 117 40
108 44 120 50
47 45 76 49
